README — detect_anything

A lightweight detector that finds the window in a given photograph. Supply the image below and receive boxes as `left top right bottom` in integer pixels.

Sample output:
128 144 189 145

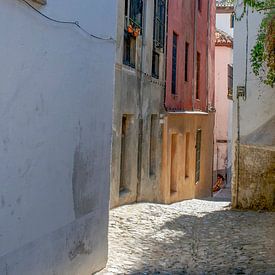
170 134 179 193
230 14 234 28
184 42 189 82
125 0 143 30
185 133 190 178
153 0 166 50
123 33 136 68
120 115 133 194
198 0 202 12
195 129 202 184
149 115 158 177
172 32 178 95
196 51 201 99
227 64 233 100
152 51 160 79
123 0 143 68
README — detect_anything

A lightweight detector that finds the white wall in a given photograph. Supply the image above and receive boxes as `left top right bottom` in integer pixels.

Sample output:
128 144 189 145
0 0 116 274
216 13 234 36
233 3 275 141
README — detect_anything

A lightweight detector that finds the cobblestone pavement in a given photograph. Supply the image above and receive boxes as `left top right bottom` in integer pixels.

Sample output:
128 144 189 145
97 194 275 274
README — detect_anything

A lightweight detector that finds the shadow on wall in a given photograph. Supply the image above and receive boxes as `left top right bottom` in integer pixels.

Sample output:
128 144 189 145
127 208 275 274
241 115 275 146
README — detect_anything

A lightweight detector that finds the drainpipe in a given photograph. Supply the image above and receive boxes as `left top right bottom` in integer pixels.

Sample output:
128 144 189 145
236 7 249 208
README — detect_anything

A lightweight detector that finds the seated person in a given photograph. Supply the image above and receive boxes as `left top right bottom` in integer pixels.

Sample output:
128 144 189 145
213 174 225 192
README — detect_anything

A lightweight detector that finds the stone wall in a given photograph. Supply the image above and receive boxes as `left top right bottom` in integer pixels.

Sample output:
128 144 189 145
232 144 275 211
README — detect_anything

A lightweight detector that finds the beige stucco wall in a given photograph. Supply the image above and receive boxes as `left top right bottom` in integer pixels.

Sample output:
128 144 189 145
161 113 215 204
232 144 275 210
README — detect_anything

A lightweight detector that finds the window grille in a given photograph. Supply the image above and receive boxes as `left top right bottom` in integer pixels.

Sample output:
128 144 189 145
227 64 233 100
195 129 202 184
153 0 166 50
196 51 201 99
172 32 178 95
185 42 189 82
152 51 160 79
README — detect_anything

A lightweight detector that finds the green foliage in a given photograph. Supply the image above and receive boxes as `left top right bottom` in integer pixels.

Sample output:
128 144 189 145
250 12 275 87
234 0 275 87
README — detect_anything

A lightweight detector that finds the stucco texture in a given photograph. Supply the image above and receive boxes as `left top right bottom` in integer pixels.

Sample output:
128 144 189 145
0 0 117 274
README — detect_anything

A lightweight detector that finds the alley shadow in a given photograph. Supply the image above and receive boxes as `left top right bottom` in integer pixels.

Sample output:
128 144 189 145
127 206 275 274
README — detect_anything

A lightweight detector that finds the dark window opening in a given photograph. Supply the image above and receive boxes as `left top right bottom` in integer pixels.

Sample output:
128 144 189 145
125 0 143 30
172 32 178 95
185 133 190 178
153 0 166 50
152 51 160 79
195 129 202 184
120 114 133 194
227 64 233 100
149 115 158 177
123 32 136 68
123 0 143 68
198 0 202 12
230 14 234 28
196 51 201 99
185 42 189 82
170 134 179 193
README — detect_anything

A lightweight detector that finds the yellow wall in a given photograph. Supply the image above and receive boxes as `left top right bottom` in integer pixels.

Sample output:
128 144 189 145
161 113 215 204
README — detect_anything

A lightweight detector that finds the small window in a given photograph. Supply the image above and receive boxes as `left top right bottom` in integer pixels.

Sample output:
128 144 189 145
172 32 178 95
227 64 233 100
198 0 202 12
152 51 160 79
153 0 166 50
196 52 201 99
230 14 234 28
125 0 143 30
123 33 136 68
149 115 158 177
185 133 190 178
123 0 143 68
184 42 189 82
195 129 202 184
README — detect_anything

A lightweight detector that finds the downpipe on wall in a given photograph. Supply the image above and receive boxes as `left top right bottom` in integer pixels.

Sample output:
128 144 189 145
235 7 249 208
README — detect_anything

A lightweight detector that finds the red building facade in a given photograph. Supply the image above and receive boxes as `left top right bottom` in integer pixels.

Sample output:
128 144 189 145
161 0 216 204
165 0 215 112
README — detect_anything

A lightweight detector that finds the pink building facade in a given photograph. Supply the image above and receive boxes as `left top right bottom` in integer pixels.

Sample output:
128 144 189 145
214 29 233 181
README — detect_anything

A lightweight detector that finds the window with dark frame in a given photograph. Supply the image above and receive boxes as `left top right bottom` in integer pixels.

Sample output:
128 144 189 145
185 42 189 82
230 14 234 28
172 32 178 95
196 51 201 99
123 0 143 68
149 114 158 177
227 64 233 100
153 0 166 50
152 51 160 78
123 32 136 68
125 0 143 30
195 129 202 184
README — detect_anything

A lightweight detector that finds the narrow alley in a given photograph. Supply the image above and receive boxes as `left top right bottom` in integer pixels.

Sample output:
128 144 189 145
99 191 275 274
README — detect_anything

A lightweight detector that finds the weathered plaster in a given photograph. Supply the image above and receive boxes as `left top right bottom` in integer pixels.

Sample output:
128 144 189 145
110 0 166 208
232 3 275 210
0 0 116 273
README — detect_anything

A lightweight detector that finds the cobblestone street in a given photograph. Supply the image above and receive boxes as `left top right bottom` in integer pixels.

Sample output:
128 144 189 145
98 188 275 274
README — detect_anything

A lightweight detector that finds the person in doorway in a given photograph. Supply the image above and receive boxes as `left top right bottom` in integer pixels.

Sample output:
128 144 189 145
213 174 225 192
